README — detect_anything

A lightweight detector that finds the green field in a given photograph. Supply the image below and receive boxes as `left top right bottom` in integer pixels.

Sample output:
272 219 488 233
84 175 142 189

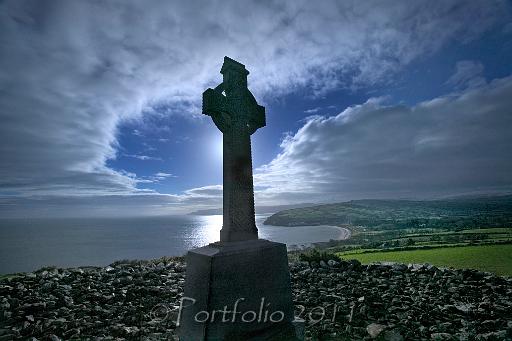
337 244 512 276
462 227 512 234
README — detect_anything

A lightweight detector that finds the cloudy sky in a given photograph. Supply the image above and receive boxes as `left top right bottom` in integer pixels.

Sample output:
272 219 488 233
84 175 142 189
1 0 511 217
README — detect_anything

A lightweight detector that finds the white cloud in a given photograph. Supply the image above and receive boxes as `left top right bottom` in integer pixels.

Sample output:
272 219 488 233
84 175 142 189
154 172 175 178
3 72 512 216
123 154 162 161
0 191 222 218
304 107 321 114
304 105 338 115
131 172 177 184
446 60 486 89
0 0 509 205
254 76 512 204
184 185 223 198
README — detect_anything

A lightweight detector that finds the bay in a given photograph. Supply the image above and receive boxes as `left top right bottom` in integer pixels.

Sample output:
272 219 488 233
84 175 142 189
0 214 347 274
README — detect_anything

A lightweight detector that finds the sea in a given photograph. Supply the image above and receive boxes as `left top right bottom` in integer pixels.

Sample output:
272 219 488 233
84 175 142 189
0 215 348 274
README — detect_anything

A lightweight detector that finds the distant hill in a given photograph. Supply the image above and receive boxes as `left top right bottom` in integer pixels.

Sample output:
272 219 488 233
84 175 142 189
263 195 512 230
188 203 315 216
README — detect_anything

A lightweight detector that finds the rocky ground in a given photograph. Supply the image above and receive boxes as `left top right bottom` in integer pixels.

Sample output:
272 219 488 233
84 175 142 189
0 258 511 340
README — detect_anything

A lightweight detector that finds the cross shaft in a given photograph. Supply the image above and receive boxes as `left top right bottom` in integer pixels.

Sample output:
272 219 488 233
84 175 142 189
202 57 265 242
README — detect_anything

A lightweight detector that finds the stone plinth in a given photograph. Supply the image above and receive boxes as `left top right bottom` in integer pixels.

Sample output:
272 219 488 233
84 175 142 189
178 239 298 340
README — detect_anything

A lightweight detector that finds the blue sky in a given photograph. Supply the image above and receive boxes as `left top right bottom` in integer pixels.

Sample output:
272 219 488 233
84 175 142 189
1 1 512 217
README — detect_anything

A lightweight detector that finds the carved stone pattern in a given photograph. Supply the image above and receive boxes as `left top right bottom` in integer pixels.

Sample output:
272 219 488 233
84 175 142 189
202 57 265 242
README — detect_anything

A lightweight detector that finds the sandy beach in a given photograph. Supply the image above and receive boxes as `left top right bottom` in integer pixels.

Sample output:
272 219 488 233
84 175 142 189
336 226 352 240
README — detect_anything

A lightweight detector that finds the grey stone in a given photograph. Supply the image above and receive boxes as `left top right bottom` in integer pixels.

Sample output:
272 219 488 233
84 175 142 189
2 241 512 340
178 239 296 340
383 329 404 341
392 263 408 272
454 303 473 314
431 333 453 340
367 323 386 338
0 336 15 341
327 259 339 267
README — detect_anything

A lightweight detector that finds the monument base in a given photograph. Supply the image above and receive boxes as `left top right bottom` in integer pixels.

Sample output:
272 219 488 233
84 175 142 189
178 239 301 341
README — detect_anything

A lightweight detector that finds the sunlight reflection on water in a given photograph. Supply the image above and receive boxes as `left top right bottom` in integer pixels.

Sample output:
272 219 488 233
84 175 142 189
0 214 346 273
185 214 345 250
192 214 223 246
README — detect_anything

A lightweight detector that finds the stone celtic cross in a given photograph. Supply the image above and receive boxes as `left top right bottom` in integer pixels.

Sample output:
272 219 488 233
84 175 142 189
202 57 265 242
181 57 296 341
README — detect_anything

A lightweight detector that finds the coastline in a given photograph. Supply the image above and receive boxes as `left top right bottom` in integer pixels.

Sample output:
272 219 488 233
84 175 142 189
307 225 351 250
336 225 352 240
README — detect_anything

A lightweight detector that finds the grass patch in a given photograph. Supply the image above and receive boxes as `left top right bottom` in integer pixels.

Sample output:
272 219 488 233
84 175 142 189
337 244 512 276
461 227 512 234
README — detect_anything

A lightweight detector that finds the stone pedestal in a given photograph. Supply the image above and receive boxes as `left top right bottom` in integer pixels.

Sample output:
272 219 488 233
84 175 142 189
178 239 299 340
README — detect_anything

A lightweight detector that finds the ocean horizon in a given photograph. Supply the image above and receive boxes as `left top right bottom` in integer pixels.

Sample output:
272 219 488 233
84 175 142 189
0 214 347 274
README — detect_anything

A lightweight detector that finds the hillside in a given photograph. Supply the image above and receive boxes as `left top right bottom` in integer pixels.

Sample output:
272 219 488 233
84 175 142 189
263 195 512 230
188 203 314 216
